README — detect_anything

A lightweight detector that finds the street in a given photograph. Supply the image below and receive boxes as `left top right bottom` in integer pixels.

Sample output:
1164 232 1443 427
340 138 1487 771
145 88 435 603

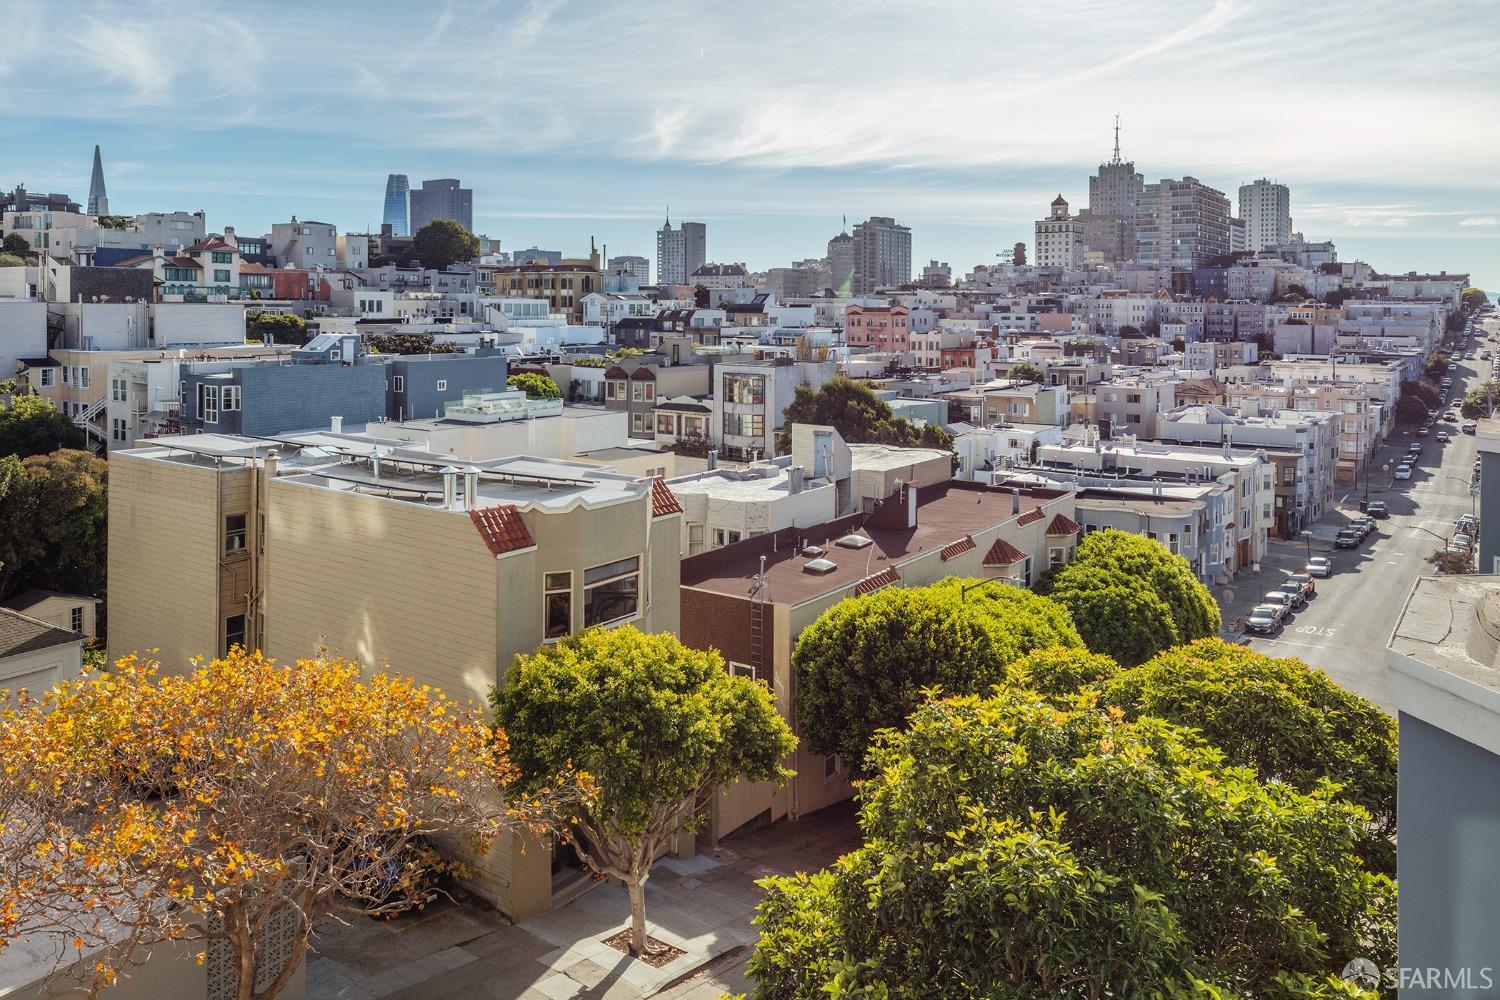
1221 313 1495 709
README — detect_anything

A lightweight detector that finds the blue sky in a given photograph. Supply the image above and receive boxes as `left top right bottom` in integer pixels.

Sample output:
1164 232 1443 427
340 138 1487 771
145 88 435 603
4 0 1497 289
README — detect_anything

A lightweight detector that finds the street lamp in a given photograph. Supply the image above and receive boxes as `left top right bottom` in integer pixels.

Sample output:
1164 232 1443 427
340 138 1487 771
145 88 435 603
1301 529 1312 560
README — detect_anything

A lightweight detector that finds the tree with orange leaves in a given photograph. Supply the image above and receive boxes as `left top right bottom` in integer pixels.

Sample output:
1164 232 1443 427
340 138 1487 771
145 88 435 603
0 649 575 1000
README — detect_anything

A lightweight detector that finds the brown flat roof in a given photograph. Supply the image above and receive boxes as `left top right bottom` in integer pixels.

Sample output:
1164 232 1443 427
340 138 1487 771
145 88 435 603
681 481 1069 605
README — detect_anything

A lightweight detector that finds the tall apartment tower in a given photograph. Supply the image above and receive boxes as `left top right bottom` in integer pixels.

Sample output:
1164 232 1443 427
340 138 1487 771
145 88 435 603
1238 179 1291 252
382 174 410 237
826 227 855 294
850 216 911 294
1083 117 1143 263
1136 177 1232 270
87 144 109 217
1034 195 1083 269
655 217 706 286
409 178 473 232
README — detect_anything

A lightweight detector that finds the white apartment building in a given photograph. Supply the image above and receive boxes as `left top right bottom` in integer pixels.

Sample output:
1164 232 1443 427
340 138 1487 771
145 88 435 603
1238 179 1291 253
656 219 706 286
670 463 839 555
1034 196 1083 269
2 210 97 257
710 358 835 461
268 217 340 267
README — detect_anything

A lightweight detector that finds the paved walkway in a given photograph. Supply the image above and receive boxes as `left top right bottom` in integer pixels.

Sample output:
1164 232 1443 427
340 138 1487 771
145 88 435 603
307 803 861 1000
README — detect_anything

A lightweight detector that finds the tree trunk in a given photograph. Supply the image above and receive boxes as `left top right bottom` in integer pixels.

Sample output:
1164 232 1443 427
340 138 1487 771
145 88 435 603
627 877 648 957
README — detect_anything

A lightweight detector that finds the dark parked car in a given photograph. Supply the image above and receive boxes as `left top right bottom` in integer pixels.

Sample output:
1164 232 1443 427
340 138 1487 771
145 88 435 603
1245 605 1282 635
1277 580 1309 609
1368 500 1389 518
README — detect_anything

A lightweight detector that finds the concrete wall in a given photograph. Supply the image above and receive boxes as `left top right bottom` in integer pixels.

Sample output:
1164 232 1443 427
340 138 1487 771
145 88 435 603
0 299 45 377
386 354 508 421
152 303 245 346
107 454 226 671
1397 712 1500 994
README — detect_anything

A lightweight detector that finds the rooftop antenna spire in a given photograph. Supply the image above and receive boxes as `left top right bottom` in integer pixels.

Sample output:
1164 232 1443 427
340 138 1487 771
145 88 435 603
1111 114 1122 165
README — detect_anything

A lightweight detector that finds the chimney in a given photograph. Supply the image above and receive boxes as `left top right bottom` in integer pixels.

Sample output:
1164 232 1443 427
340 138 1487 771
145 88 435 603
370 448 383 480
788 466 804 494
331 415 343 434
1011 488 1021 514
264 449 279 479
1222 439 1231 460
223 225 237 247
706 449 718 470
463 466 480 510
440 466 460 508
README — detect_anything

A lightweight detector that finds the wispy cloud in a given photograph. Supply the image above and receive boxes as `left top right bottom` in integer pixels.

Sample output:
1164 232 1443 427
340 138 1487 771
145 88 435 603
1460 217 1498 227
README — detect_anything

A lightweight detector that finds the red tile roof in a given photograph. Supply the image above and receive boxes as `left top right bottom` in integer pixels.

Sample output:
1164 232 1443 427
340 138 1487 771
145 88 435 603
1017 506 1045 527
855 566 901 596
649 477 683 518
187 237 235 252
940 535 976 561
468 505 535 556
1045 513 1080 535
983 537 1026 565
166 256 201 269
115 253 155 268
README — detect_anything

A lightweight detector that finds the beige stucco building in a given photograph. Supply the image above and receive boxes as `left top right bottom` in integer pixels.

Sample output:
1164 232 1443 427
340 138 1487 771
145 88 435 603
107 433 683 919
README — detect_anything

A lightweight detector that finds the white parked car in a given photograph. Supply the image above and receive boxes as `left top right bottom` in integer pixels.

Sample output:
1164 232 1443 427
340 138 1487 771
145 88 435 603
1394 464 1412 480
1437 430 1450 442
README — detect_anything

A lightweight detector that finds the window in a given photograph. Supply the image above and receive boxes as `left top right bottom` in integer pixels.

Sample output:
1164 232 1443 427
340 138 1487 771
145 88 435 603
631 412 645 432
224 614 246 653
202 384 219 423
225 514 247 553
723 413 764 439
631 382 645 402
436 379 447 391
111 417 127 442
712 528 742 547
214 269 231 283
78 367 89 389
544 571 572 640
643 383 654 401
824 754 841 781
70 607 84 632
1282 466 1296 485
655 413 674 435
688 523 705 555
111 377 126 402
1049 546 1066 567
391 375 405 393
723 374 766 404
39 368 53 387
212 251 232 264
729 661 756 680
583 556 639 627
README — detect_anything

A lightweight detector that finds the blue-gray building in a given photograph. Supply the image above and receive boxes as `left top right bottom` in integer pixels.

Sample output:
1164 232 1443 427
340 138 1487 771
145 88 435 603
176 335 509 435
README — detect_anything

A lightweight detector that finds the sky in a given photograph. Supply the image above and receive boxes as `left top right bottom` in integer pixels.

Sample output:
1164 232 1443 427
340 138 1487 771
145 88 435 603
3 0 1497 290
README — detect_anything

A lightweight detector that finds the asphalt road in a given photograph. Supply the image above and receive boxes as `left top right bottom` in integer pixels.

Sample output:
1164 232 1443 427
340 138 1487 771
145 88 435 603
1224 314 1497 709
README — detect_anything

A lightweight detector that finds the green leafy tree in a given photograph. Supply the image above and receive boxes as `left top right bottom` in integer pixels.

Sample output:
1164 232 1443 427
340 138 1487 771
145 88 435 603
0 253 26 268
1040 529 1219 665
506 372 561 399
1462 287 1488 312
774 376 954 455
1423 352 1450 379
0 379 15 397
1 234 30 255
1118 323 1142 338
95 215 132 230
1460 381 1500 419
1170 335 1186 352
665 431 713 458
792 580 1081 773
493 627 795 957
1394 395 1428 424
1005 645 1118 698
0 395 86 458
366 334 459 355
748 685 1395 999
246 311 309 346
0 449 107 601
1007 362 1043 384
408 219 480 271
1102 639 1397 873
1401 379 1439 409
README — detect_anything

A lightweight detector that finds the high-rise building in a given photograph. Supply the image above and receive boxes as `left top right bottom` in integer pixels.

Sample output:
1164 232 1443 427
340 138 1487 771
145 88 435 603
850 216 911 294
1136 177 1232 271
409 178 473 232
87 145 108 217
826 228 855 294
1083 117 1143 263
607 255 651 284
1238 179 1291 253
382 174 410 237
655 217 706 286
1034 196 1083 269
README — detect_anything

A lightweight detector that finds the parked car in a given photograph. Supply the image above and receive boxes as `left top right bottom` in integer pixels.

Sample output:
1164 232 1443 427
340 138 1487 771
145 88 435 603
1336 529 1362 548
1245 605 1282 634
1394 464 1412 480
1437 430 1451 441
1409 441 1424 454
1260 591 1295 620
1306 556 1333 578
1455 532 1474 550
1418 427 1430 437
1353 516 1375 537
1287 572 1317 597
1368 500 1389 518
1464 422 1478 434
1277 580 1309 609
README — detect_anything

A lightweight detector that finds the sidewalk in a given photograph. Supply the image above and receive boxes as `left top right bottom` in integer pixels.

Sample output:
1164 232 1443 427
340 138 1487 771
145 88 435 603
307 802 861 1000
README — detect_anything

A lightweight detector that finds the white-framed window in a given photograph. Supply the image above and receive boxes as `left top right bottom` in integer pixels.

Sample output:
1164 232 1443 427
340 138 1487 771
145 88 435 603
38 368 54 387
78 367 90 389
583 556 639 628
824 754 842 781
631 382 645 402
111 417 127 442
70 607 84 632
202 384 220 423
543 571 572 640
643 383 655 401
391 375 405 393
1049 546 1066 567
111 377 127 402
687 523 705 555
631 412 645 432
436 379 447 391
729 661 756 680
222 386 241 411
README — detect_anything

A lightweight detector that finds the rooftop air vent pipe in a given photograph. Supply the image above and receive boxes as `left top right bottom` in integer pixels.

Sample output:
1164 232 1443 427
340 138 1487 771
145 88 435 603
440 466 460 508
463 466 480 510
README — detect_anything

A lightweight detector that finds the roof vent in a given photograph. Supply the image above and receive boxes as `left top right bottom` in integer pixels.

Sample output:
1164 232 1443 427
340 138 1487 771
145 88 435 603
801 545 827 558
803 558 839 575
835 534 873 550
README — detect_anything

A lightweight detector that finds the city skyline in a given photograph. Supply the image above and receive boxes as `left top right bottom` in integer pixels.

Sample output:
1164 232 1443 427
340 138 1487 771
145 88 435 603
1 0 1494 288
